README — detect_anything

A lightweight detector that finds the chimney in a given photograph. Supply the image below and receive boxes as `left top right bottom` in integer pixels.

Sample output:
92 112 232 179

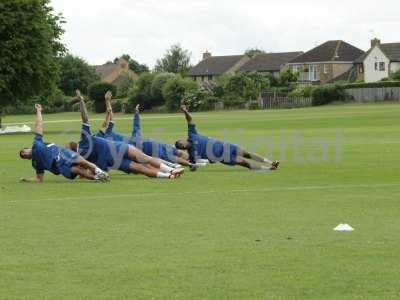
371 38 381 48
203 51 212 60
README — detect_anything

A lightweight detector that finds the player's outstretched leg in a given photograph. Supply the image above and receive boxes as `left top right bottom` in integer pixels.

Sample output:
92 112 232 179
235 156 275 171
128 162 178 179
239 148 279 169
126 146 184 176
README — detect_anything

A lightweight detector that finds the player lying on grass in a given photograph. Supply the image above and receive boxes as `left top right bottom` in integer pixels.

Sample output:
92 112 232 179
97 92 202 170
68 90 182 179
175 105 280 171
19 104 109 182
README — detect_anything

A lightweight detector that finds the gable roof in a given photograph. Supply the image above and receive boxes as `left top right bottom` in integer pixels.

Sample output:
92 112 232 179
95 62 118 79
95 59 138 84
290 40 364 63
239 52 303 72
355 42 400 63
189 55 246 76
380 43 400 61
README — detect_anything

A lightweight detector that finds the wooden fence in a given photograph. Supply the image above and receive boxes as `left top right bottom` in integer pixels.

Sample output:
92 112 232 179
259 92 312 109
345 87 400 102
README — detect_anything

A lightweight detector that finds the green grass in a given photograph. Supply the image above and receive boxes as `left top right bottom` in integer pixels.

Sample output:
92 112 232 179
1 103 400 299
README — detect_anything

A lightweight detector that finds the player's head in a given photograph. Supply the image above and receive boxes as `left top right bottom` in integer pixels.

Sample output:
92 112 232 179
175 139 191 150
19 148 32 159
65 141 78 152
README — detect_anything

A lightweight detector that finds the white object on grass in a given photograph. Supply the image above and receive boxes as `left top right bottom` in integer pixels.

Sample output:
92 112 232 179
0 125 31 134
334 224 354 231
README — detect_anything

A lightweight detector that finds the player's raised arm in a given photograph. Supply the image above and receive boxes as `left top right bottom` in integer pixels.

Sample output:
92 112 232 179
101 91 113 131
76 89 89 124
34 104 43 136
181 104 193 125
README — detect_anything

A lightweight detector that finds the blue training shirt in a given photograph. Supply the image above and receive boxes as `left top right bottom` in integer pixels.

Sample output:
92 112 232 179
31 134 61 175
187 124 226 163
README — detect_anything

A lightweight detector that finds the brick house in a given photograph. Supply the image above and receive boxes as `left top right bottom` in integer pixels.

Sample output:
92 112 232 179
288 40 364 84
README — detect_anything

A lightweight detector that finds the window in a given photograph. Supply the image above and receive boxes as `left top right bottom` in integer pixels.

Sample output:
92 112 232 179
309 65 318 81
208 75 213 81
379 62 385 71
323 64 328 74
375 62 378 71
292 66 299 73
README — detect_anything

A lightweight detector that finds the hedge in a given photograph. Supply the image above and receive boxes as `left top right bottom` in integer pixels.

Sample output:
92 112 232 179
311 84 346 106
342 81 400 89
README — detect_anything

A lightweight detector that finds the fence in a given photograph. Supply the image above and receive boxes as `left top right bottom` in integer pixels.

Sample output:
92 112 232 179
259 92 312 109
345 87 400 102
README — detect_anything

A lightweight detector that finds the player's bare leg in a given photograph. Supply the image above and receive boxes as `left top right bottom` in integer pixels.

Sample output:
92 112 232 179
128 162 177 179
239 149 279 169
126 146 184 176
235 156 275 171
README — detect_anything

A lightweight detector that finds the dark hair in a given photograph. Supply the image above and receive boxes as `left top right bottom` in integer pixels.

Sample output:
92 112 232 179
19 148 28 159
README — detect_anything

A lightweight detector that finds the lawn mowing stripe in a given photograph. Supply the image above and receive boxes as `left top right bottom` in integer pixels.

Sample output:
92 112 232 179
5 182 399 203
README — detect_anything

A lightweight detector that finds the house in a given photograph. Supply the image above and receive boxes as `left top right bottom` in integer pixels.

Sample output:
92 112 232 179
355 39 400 82
238 52 303 76
288 40 364 84
95 58 138 88
188 52 250 83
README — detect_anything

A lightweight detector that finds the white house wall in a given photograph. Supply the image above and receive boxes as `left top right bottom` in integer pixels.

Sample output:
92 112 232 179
364 46 390 82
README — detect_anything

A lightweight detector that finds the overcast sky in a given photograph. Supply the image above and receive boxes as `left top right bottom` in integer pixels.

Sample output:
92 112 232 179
51 0 399 68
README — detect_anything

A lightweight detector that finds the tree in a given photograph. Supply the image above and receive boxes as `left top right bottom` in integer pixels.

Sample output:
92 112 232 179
244 48 265 58
162 76 197 112
88 82 117 113
224 72 271 101
155 44 192 76
150 72 175 106
58 54 99 96
114 54 149 75
0 0 65 109
277 69 298 86
128 72 156 109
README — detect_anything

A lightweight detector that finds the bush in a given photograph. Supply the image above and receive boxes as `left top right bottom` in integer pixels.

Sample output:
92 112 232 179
342 81 400 89
311 84 346 106
116 74 135 98
390 70 400 81
151 72 175 106
183 88 218 111
289 85 316 97
127 72 156 110
162 76 198 112
88 82 117 113
111 98 128 113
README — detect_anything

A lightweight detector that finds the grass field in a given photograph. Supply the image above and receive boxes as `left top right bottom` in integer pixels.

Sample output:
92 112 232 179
1 103 400 299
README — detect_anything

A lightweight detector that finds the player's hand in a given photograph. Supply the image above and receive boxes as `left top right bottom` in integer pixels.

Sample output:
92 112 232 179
34 104 42 112
135 104 140 113
180 104 187 112
76 89 84 101
105 91 112 101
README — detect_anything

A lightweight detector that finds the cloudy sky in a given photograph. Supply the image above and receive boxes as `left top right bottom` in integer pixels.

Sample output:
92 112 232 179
51 0 399 68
